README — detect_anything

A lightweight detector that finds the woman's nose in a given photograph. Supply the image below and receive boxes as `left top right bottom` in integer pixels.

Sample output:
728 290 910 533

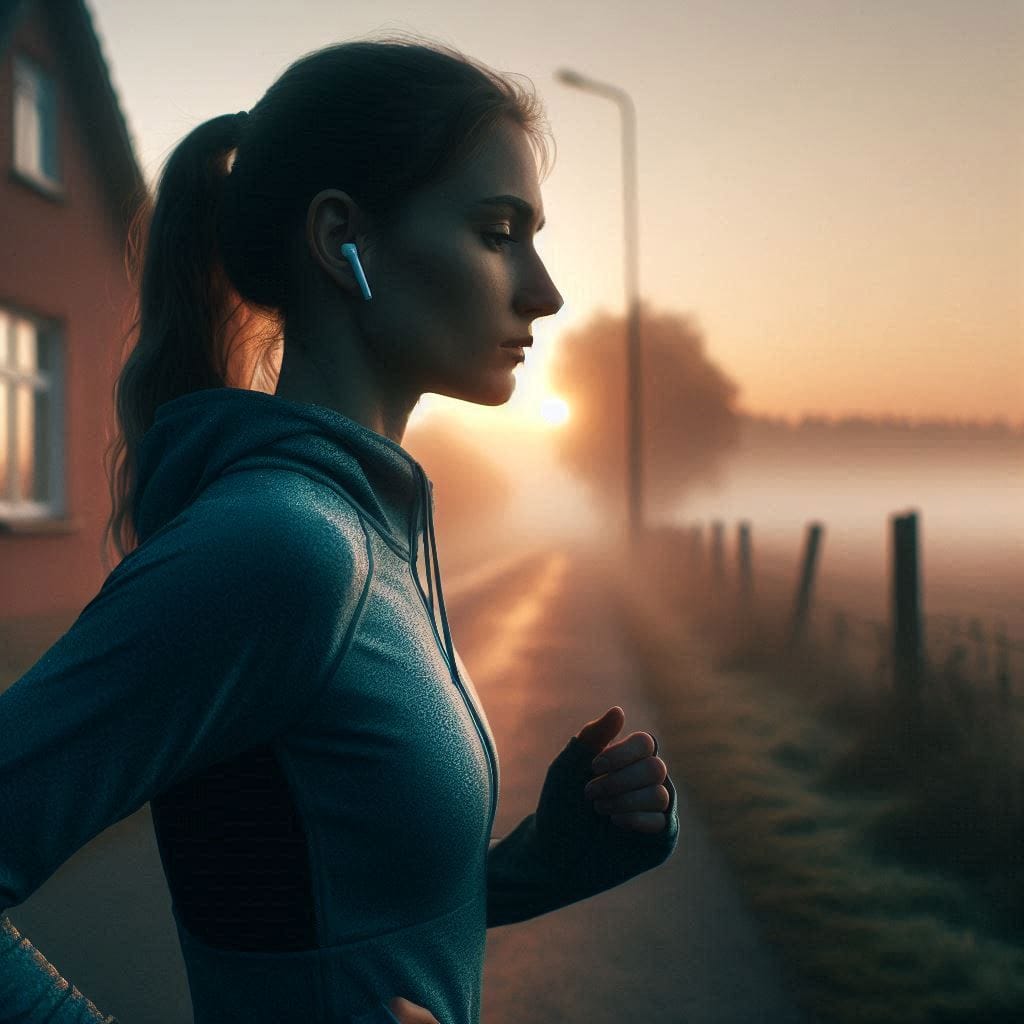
522 262 564 320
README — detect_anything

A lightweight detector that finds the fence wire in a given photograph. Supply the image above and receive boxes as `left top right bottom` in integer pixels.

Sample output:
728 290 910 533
652 520 1023 700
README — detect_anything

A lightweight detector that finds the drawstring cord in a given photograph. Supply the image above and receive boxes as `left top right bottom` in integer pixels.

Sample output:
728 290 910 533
414 463 459 684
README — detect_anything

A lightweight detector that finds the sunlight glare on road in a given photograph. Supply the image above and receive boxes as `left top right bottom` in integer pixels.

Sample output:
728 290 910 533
467 552 570 689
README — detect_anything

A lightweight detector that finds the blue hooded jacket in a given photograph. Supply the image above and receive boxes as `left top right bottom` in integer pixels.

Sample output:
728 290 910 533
0 386 679 1023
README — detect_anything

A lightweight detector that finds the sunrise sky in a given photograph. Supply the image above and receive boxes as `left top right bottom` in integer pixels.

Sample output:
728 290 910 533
86 0 1023 432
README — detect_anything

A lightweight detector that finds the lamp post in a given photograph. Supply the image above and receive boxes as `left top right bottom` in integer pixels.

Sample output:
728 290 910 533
555 68 644 556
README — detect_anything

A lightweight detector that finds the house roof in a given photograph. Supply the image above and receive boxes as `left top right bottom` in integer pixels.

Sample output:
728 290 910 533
0 0 150 238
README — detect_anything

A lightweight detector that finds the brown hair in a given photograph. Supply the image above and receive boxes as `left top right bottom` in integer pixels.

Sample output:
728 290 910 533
101 30 553 571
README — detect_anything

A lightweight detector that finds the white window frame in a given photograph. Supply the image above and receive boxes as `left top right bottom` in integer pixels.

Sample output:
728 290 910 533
0 307 65 519
12 53 61 188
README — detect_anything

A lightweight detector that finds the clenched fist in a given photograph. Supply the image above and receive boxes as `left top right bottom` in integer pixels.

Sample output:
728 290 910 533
576 706 670 834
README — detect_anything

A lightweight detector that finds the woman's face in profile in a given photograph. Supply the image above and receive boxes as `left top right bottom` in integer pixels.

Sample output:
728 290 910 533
365 117 564 407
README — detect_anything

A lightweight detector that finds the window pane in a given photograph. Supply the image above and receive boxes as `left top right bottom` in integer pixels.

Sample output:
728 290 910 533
33 386 50 502
16 382 33 500
13 59 42 178
15 320 37 373
0 381 7 498
14 90 41 175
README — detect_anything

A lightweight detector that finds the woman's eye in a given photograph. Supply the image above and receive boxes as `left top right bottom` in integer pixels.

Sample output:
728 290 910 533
483 231 518 250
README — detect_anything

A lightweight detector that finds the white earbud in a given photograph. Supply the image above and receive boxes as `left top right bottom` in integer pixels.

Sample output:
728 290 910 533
340 242 372 301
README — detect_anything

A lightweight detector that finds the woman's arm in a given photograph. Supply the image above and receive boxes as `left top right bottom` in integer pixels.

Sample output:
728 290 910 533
0 495 370 1020
486 734 679 928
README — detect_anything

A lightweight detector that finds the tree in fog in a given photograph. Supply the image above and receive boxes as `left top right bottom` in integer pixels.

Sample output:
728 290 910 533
547 300 742 526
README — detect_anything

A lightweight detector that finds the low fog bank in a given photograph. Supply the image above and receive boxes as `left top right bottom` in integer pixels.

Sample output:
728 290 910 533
444 419 1022 640
675 431 1022 632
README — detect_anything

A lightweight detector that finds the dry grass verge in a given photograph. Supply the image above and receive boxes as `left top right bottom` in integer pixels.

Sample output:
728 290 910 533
608 543 1024 1024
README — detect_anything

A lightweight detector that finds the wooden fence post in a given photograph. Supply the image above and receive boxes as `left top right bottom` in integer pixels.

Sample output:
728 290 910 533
710 520 725 584
737 521 753 603
788 522 824 649
891 510 925 711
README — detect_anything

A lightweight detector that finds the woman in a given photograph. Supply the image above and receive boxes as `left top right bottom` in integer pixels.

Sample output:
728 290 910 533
0 33 679 1024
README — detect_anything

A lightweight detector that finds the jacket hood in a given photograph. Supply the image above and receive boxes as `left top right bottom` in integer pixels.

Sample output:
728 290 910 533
134 386 430 547
131 386 457 679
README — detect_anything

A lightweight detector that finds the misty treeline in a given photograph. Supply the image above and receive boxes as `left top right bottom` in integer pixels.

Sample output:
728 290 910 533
403 300 1020 548
745 413 1024 438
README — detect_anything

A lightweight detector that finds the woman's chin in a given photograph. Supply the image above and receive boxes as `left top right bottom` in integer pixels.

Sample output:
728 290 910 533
481 370 518 405
444 370 517 407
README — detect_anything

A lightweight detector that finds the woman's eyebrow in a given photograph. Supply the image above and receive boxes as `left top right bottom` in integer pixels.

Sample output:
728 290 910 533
473 195 546 231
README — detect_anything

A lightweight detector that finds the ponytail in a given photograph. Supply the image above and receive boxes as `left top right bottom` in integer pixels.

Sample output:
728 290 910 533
101 112 273 570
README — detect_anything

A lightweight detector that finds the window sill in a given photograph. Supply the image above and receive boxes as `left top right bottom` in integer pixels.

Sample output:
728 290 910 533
8 166 66 203
0 517 82 535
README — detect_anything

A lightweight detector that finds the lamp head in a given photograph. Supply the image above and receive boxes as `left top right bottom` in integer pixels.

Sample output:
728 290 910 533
555 68 588 87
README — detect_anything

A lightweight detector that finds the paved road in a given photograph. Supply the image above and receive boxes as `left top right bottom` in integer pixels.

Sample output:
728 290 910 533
444 540 810 1024
7 541 809 1023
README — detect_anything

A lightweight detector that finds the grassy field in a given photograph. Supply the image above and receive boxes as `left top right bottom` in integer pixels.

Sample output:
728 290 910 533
609 539 1024 1024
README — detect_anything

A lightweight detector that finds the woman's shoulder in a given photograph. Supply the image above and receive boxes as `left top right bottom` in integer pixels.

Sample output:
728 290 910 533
133 467 372 603
195 466 369 546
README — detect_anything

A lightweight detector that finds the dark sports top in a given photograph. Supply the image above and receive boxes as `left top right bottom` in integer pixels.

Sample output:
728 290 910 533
0 386 679 1023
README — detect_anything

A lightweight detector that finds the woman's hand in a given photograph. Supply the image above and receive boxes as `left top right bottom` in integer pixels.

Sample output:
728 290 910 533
386 995 440 1023
576 706 670 834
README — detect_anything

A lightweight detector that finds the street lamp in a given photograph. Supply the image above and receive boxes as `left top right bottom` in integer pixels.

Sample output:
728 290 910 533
555 68 644 555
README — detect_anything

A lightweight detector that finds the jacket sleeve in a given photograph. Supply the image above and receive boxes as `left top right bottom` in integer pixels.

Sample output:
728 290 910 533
486 734 680 928
0 492 371 1022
